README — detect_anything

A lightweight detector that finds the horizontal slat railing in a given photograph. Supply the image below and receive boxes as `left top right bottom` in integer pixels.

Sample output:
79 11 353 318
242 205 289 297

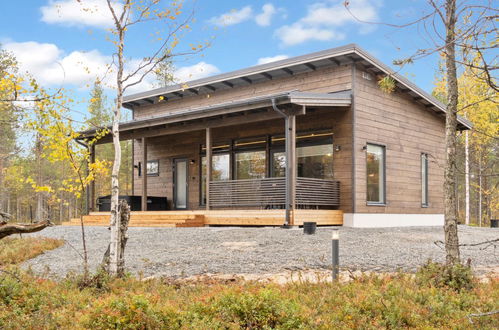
209 177 340 208
296 177 340 207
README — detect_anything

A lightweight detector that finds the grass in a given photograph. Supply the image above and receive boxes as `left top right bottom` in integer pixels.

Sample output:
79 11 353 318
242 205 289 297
0 237 64 266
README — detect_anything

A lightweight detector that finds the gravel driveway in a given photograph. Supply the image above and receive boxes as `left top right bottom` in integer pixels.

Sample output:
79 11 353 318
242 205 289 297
23 225 499 278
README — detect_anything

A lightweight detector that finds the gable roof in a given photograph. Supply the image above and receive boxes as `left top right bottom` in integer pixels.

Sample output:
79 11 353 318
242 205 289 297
122 43 471 130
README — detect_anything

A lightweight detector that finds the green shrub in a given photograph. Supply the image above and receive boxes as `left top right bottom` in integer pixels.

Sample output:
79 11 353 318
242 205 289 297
83 294 180 329
416 260 474 291
74 268 112 292
210 287 307 329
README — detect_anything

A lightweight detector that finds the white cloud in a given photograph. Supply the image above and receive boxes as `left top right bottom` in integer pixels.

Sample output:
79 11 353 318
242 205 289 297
257 54 289 65
301 0 379 27
2 40 219 94
275 23 344 46
275 0 381 46
2 41 111 87
174 62 220 82
208 6 253 27
255 3 276 26
40 0 119 28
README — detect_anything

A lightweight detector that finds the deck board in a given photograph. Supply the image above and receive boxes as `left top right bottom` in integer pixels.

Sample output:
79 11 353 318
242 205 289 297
62 210 343 227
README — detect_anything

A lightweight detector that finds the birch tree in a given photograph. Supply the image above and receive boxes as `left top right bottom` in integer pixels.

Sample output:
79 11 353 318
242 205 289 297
345 0 497 264
82 0 206 276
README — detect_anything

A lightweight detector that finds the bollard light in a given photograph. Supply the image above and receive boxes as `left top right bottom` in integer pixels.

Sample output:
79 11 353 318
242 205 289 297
331 229 339 281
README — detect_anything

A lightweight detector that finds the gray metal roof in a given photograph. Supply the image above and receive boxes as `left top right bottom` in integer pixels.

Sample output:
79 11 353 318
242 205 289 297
122 43 471 129
80 90 351 138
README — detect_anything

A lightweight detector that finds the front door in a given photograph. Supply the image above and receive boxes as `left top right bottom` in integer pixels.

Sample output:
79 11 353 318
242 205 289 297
173 158 189 209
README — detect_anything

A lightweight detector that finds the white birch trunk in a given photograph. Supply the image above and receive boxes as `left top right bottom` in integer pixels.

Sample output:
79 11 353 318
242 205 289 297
465 131 470 225
443 0 461 264
478 158 482 227
108 20 125 275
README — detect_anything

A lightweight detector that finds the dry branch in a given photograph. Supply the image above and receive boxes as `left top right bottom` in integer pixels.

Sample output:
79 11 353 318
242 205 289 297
0 220 52 240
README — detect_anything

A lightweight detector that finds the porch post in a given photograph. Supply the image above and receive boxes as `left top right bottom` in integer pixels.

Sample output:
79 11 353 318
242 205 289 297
206 128 212 210
285 115 296 226
89 144 96 212
141 137 148 211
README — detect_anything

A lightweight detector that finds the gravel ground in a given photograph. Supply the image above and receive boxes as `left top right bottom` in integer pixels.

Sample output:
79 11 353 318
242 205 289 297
23 225 499 278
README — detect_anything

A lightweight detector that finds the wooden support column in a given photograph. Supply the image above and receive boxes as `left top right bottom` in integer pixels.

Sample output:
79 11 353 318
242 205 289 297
285 114 296 226
141 137 148 211
265 135 271 178
206 128 212 210
89 144 96 212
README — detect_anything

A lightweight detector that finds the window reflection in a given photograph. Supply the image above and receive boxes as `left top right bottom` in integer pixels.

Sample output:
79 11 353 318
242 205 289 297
201 154 230 205
235 151 266 179
272 144 334 180
366 144 385 203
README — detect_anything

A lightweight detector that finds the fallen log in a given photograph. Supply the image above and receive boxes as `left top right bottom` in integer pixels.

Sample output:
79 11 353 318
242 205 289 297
0 220 53 240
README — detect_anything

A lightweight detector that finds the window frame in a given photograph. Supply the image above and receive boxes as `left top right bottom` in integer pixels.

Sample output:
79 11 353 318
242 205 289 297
366 143 386 206
421 153 429 207
137 160 160 177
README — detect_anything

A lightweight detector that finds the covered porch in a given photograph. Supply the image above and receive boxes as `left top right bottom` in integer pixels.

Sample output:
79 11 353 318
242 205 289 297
81 90 352 226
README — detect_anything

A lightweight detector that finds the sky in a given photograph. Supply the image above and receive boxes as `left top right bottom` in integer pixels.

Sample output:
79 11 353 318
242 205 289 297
0 0 444 123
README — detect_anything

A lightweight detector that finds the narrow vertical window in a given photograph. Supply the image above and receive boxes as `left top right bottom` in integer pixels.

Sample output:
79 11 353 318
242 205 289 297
366 143 385 204
421 153 429 207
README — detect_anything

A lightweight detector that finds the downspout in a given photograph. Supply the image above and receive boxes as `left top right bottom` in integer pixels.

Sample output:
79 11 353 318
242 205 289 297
272 98 294 227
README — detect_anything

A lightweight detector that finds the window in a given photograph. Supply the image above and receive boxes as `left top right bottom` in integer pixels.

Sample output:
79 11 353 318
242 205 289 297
147 160 159 176
271 131 334 179
297 144 334 179
272 144 334 179
421 153 429 207
138 160 159 176
200 154 230 205
235 151 266 179
366 144 385 204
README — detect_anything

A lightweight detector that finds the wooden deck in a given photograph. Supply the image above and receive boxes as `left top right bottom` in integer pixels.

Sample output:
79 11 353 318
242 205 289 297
63 210 343 227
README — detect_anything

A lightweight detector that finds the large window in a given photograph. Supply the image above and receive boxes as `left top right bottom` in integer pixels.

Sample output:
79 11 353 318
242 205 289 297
421 153 429 207
366 143 385 204
200 154 230 205
298 144 334 179
272 144 334 179
271 132 334 179
199 131 335 204
235 151 266 179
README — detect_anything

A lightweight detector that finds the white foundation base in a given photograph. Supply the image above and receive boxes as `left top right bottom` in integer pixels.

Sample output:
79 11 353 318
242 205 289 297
343 213 444 228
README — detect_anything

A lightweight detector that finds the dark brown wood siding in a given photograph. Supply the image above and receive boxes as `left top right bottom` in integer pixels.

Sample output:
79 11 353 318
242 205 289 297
131 63 354 211
132 108 353 211
353 67 445 214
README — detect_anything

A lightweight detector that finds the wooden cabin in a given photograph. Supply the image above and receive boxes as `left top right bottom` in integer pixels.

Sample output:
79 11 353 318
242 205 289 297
75 44 471 228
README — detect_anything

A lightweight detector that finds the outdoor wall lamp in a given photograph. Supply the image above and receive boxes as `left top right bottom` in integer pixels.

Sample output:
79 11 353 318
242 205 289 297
362 145 367 151
190 159 196 165
334 145 341 152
